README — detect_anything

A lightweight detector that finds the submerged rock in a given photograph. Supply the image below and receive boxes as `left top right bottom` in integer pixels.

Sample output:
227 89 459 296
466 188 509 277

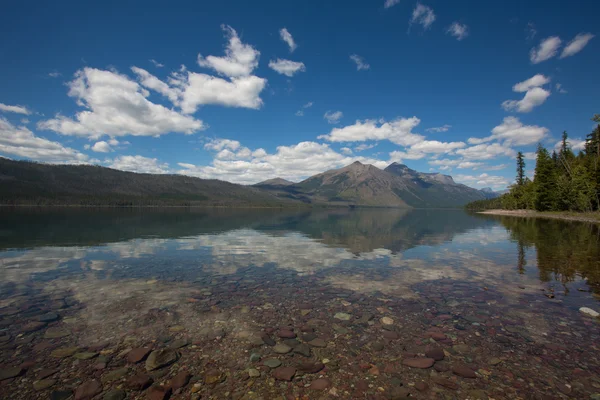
402 358 435 369
146 349 178 371
580 307 600 317
273 366 296 381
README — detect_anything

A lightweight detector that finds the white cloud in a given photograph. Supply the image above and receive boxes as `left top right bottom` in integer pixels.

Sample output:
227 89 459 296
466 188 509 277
340 147 353 155
502 87 550 113
487 116 548 145
279 28 297 52
349 54 370 71
409 140 465 154
456 143 516 160
454 173 510 189
0 118 88 163
324 111 344 125
457 161 484 169
425 124 451 133
428 158 460 167
530 36 562 64
523 152 536 160
319 117 423 146
410 3 436 30
49 71 62 78
91 141 111 153
204 138 241 152
131 66 180 104
0 103 31 115
150 59 164 68
512 74 550 92
554 138 586 152
384 0 401 8
268 59 306 77
38 68 204 139
197 25 260 78
502 74 551 113
295 101 313 117
555 83 567 94
560 33 595 59
447 22 469 41
355 143 377 152
109 155 170 174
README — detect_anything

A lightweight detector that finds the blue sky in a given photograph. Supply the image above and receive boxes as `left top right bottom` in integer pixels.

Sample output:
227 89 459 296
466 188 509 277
1 0 598 190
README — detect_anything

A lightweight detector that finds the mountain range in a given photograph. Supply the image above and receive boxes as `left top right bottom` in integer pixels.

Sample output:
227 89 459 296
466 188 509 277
0 157 497 207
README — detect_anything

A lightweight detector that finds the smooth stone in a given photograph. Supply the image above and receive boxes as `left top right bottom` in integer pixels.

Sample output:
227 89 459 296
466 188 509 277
260 333 275 346
126 374 154 390
381 317 394 325
273 366 296 381
293 344 311 357
22 321 47 333
382 331 399 340
204 369 225 384
297 362 324 374
0 367 24 380
453 344 470 353
489 357 503 365
171 371 191 390
38 368 59 380
434 362 450 372
74 380 102 400
432 377 459 390
580 307 600 317
263 359 282 369
309 378 332 390
453 365 477 378
33 379 56 391
425 347 445 361
334 312 351 321
44 327 70 339
248 368 260 378
371 342 384 351
402 358 435 369
273 343 292 354
74 352 98 360
102 367 129 383
249 352 261 362
146 349 178 371
51 390 74 400
103 389 127 400
127 348 152 363
147 385 172 400
302 333 317 342
277 330 296 339
168 339 189 349
308 338 326 348
39 313 59 322
51 347 79 358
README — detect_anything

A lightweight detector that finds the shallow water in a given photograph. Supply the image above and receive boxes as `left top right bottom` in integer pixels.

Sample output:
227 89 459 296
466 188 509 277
0 208 599 399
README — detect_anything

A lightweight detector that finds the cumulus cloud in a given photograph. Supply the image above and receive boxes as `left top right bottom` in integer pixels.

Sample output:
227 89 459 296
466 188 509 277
91 141 112 153
340 147 353 155
268 59 306 77
454 173 510 189
109 155 170 174
0 118 88 163
131 67 180 104
355 143 377 152
197 25 260 78
0 103 31 115
486 116 548 145
410 3 435 30
530 36 562 64
456 143 516 160
349 54 370 71
409 140 465 153
38 68 204 139
323 111 344 124
279 28 297 52
502 74 551 113
425 124 451 133
554 138 586 152
204 138 241 152
447 22 469 41
560 33 595 58
384 0 401 8
319 117 423 146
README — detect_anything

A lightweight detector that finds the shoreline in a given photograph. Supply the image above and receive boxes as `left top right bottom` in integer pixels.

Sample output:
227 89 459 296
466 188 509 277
478 209 600 224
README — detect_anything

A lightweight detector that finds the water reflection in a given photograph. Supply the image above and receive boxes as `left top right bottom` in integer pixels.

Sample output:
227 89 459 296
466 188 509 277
1 208 599 399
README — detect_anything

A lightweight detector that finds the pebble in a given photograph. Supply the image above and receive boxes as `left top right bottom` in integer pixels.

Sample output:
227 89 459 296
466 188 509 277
381 317 394 325
147 385 172 400
168 339 189 349
263 359 282 369
74 352 98 360
273 366 296 381
371 342 384 351
273 343 292 354
293 343 311 357
127 347 152 363
248 368 260 378
298 362 325 374
102 367 129 383
44 327 70 339
402 358 435 369
171 370 191 389
204 369 225 384
452 365 477 378
0 367 24 380
33 379 56 391
277 329 296 338
126 374 154 390
51 390 74 400
103 389 127 400
334 312 351 321
580 307 600 317
308 338 326 348
432 377 458 390
146 349 178 371
74 380 102 400
309 378 332 390
425 347 445 361
39 313 59 322
51 347 79 358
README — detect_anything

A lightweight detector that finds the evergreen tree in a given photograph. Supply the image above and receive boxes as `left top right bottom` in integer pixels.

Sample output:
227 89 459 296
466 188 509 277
516 151 525 186
534 144 557 211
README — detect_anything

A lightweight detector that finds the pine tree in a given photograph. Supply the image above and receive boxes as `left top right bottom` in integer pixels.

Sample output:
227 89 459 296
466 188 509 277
534 144 557 211
516 151 525 186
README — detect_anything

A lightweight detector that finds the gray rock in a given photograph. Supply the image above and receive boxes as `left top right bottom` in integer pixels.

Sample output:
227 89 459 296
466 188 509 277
103 390 126 400
146 349 178 371
33 379 56 391
273 343 292 354
263 359 282 369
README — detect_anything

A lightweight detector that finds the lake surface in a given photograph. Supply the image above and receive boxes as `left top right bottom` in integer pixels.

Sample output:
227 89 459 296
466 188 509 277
1 208 599 399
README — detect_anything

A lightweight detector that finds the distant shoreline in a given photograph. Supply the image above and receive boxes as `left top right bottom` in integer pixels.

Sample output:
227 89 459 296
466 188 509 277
478 209 600 224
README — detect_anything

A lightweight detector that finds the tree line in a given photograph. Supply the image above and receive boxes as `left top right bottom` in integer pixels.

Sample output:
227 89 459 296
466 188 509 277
467 115 600 212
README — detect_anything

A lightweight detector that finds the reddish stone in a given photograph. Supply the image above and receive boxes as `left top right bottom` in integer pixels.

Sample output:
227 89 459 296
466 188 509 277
19 360 36 370
126 374 153 390
452 365 477 378
432 377 458 390
428 332 447 341
415 382 428 391
402 358 435 369
74 380 102 400
33 342 54 352
425 347 445 361
297 362 324 374
147 385 172 400
277 330 296 339
171 371 191 390
127 348 151 364
382 331 399 340
309 378 331 390
273 366 296 381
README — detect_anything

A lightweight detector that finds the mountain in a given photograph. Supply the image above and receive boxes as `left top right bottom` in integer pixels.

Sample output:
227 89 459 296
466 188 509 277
254 178 295 186
480 187 501 199
0 158 299 207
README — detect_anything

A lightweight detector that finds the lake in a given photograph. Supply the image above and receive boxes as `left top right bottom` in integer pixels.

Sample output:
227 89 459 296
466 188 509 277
1 208 599 399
